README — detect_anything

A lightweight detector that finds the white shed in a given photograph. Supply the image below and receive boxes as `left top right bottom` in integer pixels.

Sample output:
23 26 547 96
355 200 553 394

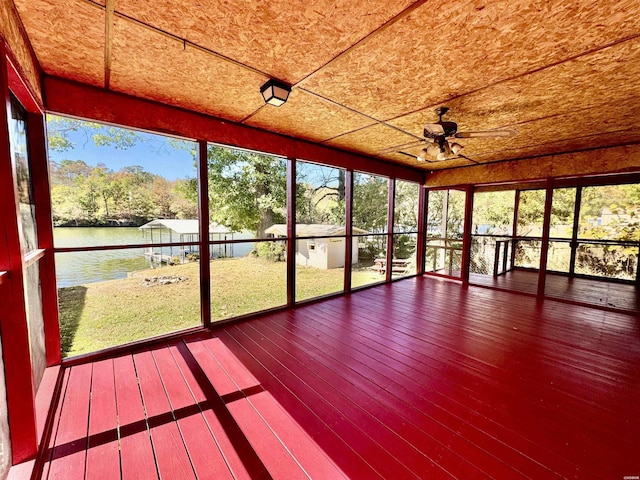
264 224 368 269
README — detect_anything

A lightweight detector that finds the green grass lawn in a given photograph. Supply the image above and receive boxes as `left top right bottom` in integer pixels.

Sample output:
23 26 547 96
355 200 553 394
59 256 384 357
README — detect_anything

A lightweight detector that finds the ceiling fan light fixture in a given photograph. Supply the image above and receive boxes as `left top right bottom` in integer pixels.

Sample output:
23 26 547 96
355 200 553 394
260 78 291 106
436 151 447 161
450 142 464 155
416 148 429 161
426 144 440 157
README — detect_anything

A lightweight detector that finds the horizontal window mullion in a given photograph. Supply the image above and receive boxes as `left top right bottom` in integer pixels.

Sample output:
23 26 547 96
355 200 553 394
54 241 199 253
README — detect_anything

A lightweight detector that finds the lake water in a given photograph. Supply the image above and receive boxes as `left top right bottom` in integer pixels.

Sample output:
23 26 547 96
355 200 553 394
54 227 253 287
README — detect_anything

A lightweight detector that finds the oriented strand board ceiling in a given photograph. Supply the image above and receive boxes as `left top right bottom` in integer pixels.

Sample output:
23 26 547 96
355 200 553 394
12 0 640 175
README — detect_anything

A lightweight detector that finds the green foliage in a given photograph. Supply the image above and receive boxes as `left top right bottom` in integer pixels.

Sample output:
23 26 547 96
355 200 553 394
353 173 389 233
296 163 345 225
49 159 196 225
394 181 419 231
580 184 640 241
203 147 286 236
474 185 639 280
473 191 515 234
393 234 416 259
427 189 464 238
252 241 286 262
47 115 142 152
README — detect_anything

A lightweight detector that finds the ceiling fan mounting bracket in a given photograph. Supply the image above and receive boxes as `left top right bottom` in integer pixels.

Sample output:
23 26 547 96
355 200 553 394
435 106 449 120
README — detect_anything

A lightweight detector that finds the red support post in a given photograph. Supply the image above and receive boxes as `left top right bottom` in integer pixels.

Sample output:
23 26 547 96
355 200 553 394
416 185 427 276
0 44 38 464
386 178 396 283
28 111 61 365
537 178 554 297
460 185 474 285
511 189 520 268
343 170 353 292
286 159 296 305
197 140 211 328
568 186 582 276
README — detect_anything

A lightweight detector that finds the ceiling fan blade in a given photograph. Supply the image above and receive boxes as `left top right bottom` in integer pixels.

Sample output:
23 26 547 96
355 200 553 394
378 139 427 155
424 123 445 135
454 130 515 138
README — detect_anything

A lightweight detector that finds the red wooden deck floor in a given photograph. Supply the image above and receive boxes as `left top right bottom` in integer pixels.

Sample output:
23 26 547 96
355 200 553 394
40 276 640 479
470 269 640 313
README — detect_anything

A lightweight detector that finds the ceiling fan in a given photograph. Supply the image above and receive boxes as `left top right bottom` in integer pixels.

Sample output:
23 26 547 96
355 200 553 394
380 107 515 162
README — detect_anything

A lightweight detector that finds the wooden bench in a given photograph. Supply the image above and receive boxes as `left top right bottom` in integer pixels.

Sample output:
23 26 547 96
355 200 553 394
373 258 411 275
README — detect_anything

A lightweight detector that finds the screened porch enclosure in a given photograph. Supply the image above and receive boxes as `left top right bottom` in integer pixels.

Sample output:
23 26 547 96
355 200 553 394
464 178 640 313
3 0 640 478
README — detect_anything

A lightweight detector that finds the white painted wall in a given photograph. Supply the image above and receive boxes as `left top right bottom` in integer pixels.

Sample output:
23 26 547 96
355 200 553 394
295 237 360 269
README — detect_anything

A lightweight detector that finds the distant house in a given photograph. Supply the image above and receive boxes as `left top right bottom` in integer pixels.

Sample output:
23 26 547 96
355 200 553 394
139 219 236 260
265 224 368 269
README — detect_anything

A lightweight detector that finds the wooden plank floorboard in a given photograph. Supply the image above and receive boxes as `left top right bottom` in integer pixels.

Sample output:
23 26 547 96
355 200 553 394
151 345 234 480
212 328 386 480
85 359 119 480
40 368 70 480
340 288 639 417
470 270 640 313
113 354 158 480
133 350 196 480
228 326 452 474
245 389 349 480
38 276 640 480
347 280 639 477
273 307 585 478
242 318 515 480
337 288 640 472
221 325 430 480
47 364 92 480
346 289 640 436
172 340 266 480
189 336 311 479
198 334 367 479
320 299 635 425
253 312 559 480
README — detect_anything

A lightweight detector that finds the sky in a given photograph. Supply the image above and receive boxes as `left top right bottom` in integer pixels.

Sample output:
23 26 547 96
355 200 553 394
46 118 197 181
45 116 363 186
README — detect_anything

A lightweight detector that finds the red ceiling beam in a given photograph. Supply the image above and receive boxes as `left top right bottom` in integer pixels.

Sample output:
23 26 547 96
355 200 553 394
43 76 425 184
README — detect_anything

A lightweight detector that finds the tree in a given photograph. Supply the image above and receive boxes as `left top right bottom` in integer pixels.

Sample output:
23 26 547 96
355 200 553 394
170 180 199 219
47 115 141 152
353 174 389 233
202 146 286 237
472 191 514 234
296 163 345 225
394 181 419 230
